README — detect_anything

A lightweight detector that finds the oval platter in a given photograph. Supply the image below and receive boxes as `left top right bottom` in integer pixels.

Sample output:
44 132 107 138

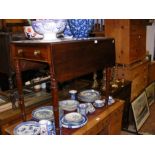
32 106 54 121
13 121 40 135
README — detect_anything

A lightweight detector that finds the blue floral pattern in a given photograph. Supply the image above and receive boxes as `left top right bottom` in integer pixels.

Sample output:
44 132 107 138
63 21 73 37
67 19 94 38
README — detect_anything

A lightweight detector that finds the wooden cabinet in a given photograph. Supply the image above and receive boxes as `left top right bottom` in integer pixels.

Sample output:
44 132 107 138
108 104 124 134
116 60 149 101
10 37 117 135
148 61 155 83
105 19 147 65
71 100 124 135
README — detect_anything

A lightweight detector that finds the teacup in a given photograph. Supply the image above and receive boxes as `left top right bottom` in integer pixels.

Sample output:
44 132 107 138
77 103 88 116
93 99 105 108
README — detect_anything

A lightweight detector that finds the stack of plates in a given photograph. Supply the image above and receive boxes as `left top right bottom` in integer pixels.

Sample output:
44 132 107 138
32 106 54 121
59 100 79 111
13 121 40 135
78 89 101 103
61 112 88 128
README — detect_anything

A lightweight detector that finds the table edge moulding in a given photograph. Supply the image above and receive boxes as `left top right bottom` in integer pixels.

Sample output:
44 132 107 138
10 37 116 135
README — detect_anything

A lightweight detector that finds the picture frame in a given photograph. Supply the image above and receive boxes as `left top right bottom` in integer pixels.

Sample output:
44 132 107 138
131 91 150 131
145 82 155 106
0 94 9 105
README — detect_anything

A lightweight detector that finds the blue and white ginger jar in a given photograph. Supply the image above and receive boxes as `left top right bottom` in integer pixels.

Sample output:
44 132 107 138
67 19 94 38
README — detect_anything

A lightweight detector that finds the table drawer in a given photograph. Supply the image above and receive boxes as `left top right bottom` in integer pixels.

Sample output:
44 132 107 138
15 45 50 62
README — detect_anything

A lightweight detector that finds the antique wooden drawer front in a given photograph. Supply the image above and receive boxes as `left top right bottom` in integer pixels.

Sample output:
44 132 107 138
109 106 124 135
86 117 110 135
15 45 50 62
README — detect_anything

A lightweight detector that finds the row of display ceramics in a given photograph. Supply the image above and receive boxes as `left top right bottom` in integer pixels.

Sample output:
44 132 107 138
13 89 115 134
24 19 94 40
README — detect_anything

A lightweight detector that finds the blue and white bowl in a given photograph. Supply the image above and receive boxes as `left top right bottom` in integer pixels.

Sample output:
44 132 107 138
32 19 67 40
93 99 105 108
68 19 94 38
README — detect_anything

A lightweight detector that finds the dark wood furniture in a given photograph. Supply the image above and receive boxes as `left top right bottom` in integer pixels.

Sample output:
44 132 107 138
0 32 25 91
110 80 131 129
0 32 47 89
3 100 124 135
116 60 149 101
10 37 115 135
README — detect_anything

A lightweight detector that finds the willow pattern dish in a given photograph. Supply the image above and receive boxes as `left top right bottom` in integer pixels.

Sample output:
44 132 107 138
13 121 40 135
61 115 88 129
32 106 54 121
64 112 83 123
59 100 79 111
78 89 101 103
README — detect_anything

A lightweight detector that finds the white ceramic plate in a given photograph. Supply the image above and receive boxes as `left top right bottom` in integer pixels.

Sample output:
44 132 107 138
32 106 54 121
61 115 88 129
78 89 101 103
64 112 83 123
59 100 79 111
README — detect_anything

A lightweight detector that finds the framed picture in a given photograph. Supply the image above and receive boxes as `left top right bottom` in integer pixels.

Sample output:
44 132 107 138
145 82 155 106
131 91 150 131
0 94 9 105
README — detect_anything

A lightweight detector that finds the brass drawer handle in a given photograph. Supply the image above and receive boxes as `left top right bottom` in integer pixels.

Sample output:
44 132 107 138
34 50 40 56
18 49 23 54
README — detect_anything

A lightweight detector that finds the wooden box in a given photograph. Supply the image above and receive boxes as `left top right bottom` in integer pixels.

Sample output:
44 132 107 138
105 19 147 65
116 60 149 101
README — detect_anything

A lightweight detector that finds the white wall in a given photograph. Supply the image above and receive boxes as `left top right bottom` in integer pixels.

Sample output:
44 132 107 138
146 24 155 60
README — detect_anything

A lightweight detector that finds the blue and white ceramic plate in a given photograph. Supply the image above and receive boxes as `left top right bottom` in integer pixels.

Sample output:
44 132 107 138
59 100 79 111
78 89 101 103
32 106 54 121
13 121 40 135
61 114 88 129
64 112 83 123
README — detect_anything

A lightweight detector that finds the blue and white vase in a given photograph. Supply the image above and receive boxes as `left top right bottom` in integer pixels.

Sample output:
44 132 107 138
67 19 94 38
63 20 73 37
